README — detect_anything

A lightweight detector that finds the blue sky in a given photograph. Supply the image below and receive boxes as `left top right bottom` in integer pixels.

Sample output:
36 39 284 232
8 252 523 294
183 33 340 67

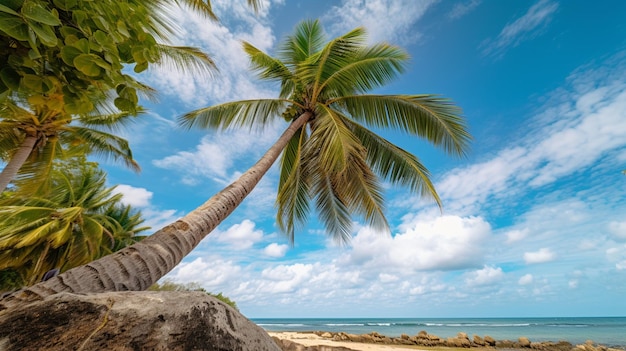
100 0 626 318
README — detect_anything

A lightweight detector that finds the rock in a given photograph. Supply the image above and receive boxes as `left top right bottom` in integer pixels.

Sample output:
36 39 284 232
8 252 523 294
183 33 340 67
447 337 471 347
484 335 497 346
473 335 486 346
519 336 532 347
321 332 333 338
0 291 280 351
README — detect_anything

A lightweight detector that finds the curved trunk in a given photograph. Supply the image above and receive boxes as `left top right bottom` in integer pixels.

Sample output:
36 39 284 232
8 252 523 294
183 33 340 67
0 135 37 193
0 113 312 312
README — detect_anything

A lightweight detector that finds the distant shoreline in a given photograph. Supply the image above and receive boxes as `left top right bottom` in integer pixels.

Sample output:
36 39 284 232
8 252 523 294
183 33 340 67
255 317 626 347
268 331 626 351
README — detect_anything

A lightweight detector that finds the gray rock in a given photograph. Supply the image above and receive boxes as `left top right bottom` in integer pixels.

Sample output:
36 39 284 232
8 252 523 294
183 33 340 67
0 291 280 351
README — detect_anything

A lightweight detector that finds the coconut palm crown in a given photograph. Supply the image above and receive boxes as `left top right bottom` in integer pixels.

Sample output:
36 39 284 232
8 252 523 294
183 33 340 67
181 19 471 243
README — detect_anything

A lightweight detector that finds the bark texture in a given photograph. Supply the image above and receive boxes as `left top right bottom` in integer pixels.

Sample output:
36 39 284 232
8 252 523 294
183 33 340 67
0 113 311 312
0 291 281 351
0 135 37 192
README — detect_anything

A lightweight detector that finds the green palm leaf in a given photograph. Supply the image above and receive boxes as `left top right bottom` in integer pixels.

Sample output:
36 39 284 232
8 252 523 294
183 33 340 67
179 99 288 131
343 117 442 207
276 128 310 243
334 94 471 156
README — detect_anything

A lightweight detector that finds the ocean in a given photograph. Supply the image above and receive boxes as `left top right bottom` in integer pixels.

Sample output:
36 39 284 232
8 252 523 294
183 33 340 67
253 317 626 348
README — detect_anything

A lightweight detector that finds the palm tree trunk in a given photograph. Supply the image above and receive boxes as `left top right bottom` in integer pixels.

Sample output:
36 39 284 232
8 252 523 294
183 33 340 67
0 113 312 312
0 135 37 193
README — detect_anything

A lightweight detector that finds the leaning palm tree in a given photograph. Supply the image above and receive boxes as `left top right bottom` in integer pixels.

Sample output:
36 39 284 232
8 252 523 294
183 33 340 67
0 160 149 288
0 20 470 311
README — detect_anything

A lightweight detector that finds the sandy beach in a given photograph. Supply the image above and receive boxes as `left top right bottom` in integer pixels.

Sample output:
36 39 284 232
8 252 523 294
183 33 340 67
269 332 426 350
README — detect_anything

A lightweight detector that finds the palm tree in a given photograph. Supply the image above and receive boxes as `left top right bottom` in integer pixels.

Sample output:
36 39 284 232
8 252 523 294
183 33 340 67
0 97 143 193
0 0 218 192
0 20 470 310
0 160 149 288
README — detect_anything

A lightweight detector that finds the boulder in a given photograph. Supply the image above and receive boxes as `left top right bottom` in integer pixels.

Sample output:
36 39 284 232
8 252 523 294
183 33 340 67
473 335 486 346
0 291 280 351
484 335 497 346
519 336 532 348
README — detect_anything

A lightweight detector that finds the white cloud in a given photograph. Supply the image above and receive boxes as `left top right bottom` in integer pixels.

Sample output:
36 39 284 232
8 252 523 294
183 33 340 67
524 248 556 264
153 122 283 185
448 0 481 20
518 274 533 285
169 256 242 290
465 266 504 286
264 243 289 258
480 0 558 58
112 184 153 207
214 219 264 250
324 0 438 44
343 215 492 272
505 228 528 244
608 221 626 241
436 67 626 215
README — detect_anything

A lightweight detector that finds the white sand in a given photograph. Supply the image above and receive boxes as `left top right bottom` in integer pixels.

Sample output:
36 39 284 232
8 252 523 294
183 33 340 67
268 332 425 350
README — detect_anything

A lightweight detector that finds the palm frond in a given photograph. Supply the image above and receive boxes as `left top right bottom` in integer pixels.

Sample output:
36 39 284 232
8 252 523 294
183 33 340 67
304 104 362 174
62 127 140 172
172 0 218 21
279 19 327 66
243 42 295 99
334 94 471 157
318 43 408 96
307 26 368 99
179 99 289 131
276 127 310 244
153 44 217 78
308 166 352 244
343 118 442 207
336 147 390 234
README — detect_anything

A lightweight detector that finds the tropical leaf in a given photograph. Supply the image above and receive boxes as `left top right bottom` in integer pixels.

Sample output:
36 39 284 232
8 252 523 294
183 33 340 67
179 99 287 131
335 94 471 156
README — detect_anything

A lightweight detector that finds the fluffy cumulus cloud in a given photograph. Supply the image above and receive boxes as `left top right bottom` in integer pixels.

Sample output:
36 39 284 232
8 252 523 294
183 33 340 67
264 243 289 258
518 274 534 285
464 265 504 286
343 215 492 272
112 184 153 207
213 219 264 250
608 221 626 242
524 248 556 264
111 184 180 232
324 0 438 44
480 0 558 58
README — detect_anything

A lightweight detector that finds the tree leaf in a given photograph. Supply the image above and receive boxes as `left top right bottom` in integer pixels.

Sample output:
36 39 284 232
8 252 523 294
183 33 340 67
25 19 58 47
0 13 29 41
21 1 61 26
73 54 102 76
0 4 20 16
0 67 21 90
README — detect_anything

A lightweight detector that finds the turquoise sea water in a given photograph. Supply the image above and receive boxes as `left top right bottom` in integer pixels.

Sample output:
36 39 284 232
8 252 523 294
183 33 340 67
253 317 626 348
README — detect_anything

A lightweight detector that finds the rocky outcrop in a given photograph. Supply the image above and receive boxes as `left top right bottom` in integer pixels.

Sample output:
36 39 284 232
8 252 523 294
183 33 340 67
0 291 280 351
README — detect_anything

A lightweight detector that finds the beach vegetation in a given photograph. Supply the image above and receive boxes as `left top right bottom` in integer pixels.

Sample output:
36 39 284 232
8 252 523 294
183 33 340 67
148 280 239 310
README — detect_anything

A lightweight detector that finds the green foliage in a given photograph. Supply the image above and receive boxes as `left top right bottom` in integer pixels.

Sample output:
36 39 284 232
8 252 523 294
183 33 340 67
0 157 149 286
149 280 239 310
181 20 472 244
0 0 216 191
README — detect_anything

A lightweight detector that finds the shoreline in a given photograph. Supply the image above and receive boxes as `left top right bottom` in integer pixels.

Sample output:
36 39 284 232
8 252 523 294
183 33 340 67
268 331 626 351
